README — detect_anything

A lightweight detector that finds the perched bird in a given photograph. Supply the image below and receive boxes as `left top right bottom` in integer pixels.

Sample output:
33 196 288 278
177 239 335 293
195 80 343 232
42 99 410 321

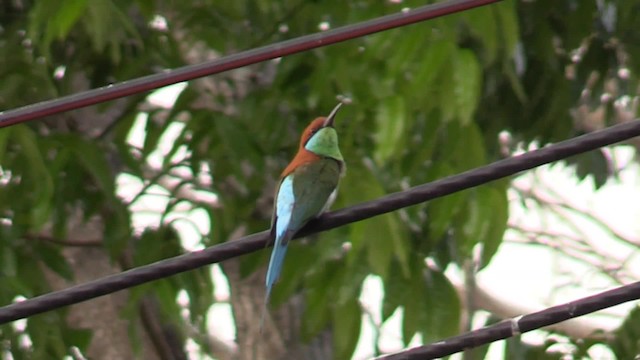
261 103 346 328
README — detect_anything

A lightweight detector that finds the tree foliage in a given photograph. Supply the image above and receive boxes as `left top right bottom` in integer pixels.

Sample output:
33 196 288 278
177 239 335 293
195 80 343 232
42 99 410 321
0 0 638 359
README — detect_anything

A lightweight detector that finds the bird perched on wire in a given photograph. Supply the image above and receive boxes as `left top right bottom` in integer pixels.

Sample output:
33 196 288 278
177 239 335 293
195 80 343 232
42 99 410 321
261 102 346 330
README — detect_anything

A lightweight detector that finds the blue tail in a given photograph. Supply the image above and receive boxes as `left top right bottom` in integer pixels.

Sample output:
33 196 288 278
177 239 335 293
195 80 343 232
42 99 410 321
266 238 289 292
260 234 289 332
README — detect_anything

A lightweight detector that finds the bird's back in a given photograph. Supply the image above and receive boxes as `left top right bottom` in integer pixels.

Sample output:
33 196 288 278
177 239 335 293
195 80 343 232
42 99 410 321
284 158 341 236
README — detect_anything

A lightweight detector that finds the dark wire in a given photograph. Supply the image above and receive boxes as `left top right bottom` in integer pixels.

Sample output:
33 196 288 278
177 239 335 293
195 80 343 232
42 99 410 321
0 119 638 325
377 281 640 359
0 0 501 128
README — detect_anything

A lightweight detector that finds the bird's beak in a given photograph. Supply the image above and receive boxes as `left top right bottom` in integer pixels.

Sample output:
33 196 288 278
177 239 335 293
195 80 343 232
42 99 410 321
323 102 343 127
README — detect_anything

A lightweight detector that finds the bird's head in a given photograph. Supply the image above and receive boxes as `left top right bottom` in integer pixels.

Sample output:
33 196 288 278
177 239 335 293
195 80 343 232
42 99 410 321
300 103 344 160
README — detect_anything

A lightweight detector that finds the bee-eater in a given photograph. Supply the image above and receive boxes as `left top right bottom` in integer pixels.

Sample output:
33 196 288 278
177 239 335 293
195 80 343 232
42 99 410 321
261 103 346 328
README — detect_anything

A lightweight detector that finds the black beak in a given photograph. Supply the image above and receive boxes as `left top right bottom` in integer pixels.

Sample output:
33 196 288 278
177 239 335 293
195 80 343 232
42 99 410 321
323 102 343 127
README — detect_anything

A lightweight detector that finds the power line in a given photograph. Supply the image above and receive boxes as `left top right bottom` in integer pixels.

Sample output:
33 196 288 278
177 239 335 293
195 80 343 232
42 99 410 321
378 281 640 359
0 119 639 324
0 0 501 129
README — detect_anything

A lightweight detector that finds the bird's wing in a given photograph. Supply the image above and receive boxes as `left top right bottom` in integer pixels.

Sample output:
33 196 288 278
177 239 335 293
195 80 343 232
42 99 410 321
286 159 341 238
270 158 341 244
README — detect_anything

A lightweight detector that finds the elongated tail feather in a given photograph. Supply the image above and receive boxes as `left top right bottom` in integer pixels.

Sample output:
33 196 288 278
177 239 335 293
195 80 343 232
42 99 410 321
265 235 289 295
260 230 290 332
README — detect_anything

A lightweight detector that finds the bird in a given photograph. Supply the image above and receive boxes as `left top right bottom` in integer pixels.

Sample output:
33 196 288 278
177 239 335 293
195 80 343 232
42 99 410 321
261 102 346 330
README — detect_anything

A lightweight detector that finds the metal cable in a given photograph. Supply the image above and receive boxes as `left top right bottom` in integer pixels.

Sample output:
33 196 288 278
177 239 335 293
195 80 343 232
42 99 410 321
378 281 640 359
0 119 639 324
0 0 501 128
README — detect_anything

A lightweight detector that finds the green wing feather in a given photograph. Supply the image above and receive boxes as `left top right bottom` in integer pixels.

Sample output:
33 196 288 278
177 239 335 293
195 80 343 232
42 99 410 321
284 158 341 243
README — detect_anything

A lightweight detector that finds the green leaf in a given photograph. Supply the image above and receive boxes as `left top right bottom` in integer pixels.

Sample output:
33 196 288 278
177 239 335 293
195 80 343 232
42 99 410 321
612 307 640 359
479 185 509 268
506 336 562 359
504 62 528 103
326 248 370 308
453 50 482 125
302 272 333 337
61 327 93 352
496 1 520 59
81 0 139 62
28 313 68 358
103 201 131 258
571 149 611 189
0 126 12 163
332 298 362 360
179 266 215 325
455 190 484 258
0 235 19 303
421 269 460 343
133 226 182 265
442 121 486 171
35 242 74 281
215 115 263 173
151 279 182 324
268 241 317 305
83 0 111 52
464 6 499 64
449 182 507 265
142 113 164 158
387 27 425 72
27 0 89 61
342 163 411 279
381 261 409 322
361 218 394 279
14 126 54 229
374 96 406 165
411 40 456 98
49 0 88 39
399 265 460 344
401 267 427 342
62 135 115 195
426 163 466 241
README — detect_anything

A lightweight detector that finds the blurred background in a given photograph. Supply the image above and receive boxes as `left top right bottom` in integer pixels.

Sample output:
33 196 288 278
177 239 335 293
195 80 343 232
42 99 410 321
1 0 639 359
